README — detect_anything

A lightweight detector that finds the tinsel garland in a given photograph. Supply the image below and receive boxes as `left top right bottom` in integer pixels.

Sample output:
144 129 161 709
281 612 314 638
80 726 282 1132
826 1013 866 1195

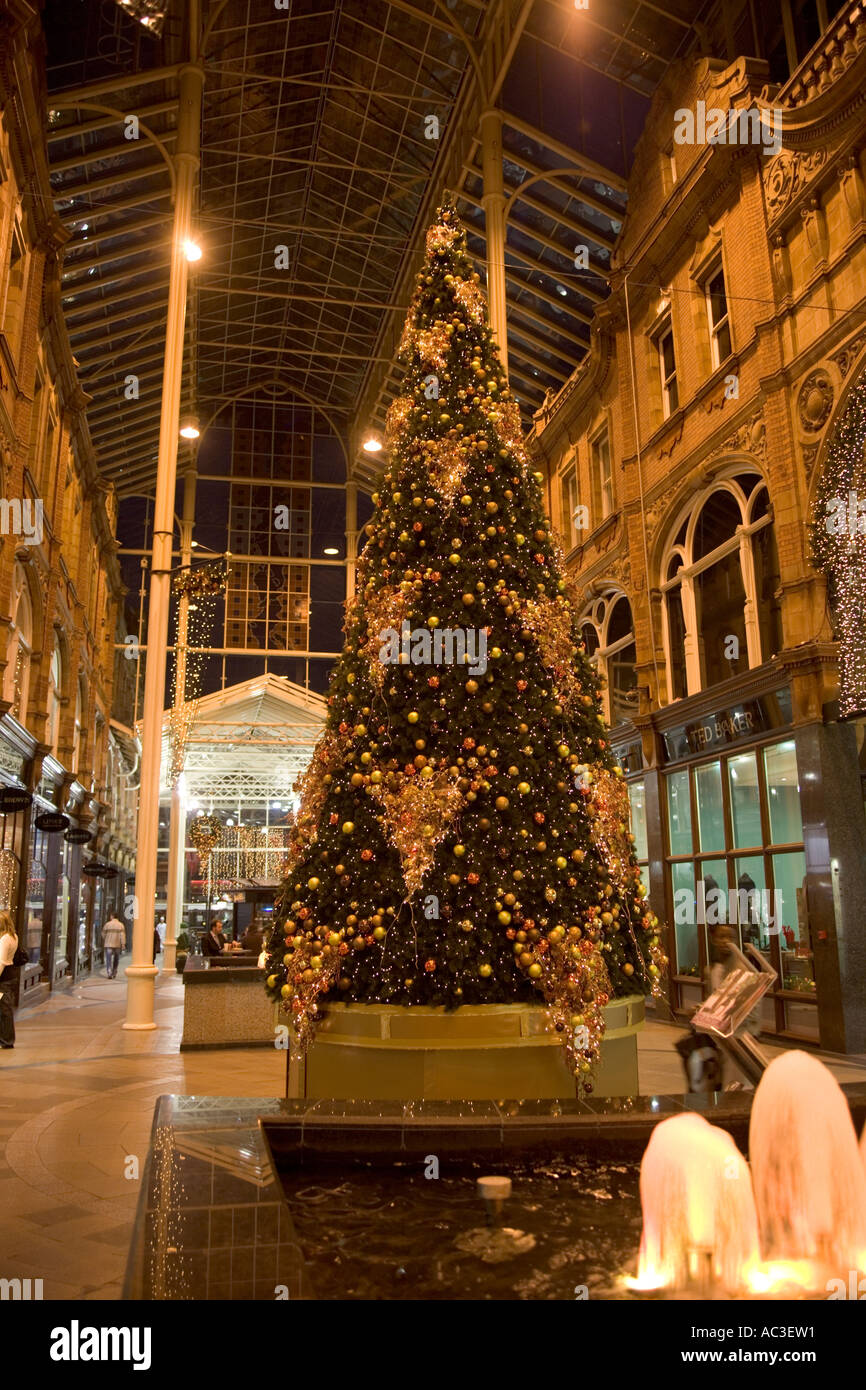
385 396 413 449
519 595 582 711
422 435 469 508
360 587 410 690
288 729 352 861
370 771 464 899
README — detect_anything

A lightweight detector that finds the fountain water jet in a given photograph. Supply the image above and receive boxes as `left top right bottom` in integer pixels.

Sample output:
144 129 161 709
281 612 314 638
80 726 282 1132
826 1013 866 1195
634 1112 759 1294
750 1050 866 1273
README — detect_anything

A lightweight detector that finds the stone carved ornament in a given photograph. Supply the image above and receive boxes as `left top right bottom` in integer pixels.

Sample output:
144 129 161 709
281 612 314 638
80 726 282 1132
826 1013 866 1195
797 369 834 432
832 331 866 379
764 147 828 219
709 412 767 462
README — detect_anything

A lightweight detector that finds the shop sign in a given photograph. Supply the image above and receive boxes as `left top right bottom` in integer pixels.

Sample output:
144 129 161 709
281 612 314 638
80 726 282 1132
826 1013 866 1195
663 687 792 762
0 787 32 814
65 828 93 845
82 861 118 879
35 811 70 832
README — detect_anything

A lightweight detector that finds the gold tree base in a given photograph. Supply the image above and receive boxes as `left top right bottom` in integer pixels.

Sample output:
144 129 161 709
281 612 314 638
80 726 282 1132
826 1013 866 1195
287 996 645 1101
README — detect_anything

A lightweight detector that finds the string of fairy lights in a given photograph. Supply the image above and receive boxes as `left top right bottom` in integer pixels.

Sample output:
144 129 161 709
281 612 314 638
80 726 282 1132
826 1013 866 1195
809 372 866 719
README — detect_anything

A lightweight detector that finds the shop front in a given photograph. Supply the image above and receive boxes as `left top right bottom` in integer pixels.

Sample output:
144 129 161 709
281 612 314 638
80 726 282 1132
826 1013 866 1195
617 667 866 1050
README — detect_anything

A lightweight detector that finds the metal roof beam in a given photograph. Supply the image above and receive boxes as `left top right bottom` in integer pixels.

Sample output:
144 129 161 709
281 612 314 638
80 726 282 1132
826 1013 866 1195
57 188 173 222
506 328 578 375
88 409 162 441
48 65 181 103
459 198 608 302
46 99 178 143
501 113 628 193
503 293 587 351
53 161 171 200
63 256 170 297
87 363 167 398
50 134 177 174
463 141 623 232
460 225 594 325
506 365 547 401
76 324 167 369
62 228 171 268
65 280 169 323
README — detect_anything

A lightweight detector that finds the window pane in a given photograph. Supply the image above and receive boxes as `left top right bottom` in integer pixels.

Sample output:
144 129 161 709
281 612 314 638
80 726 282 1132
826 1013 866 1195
693 490 741 560
666 587 687 700
672 860 698 974
610 641 638 724
729 752 761 847
607 596 632 645
667 769 692 854
772 850 813 992
708 268 727 326
764 741 803 844
696 554 748 685
661 329 675 379
627 779 648 860
733 854 768 951
716 318 732 362
695 760 725 851
696 856 728 964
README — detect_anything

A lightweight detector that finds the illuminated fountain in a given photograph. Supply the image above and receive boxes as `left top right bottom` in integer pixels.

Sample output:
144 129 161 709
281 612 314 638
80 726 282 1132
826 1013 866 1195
632 1051 866 1298
632 1113 759 1295
749 1050 866 1285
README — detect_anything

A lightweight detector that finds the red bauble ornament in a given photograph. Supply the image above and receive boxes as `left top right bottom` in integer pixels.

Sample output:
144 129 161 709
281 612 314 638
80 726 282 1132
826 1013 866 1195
424 958 437 972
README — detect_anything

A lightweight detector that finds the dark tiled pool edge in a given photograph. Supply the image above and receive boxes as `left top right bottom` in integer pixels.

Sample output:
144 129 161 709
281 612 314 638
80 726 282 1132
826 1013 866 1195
124 1085 866 1300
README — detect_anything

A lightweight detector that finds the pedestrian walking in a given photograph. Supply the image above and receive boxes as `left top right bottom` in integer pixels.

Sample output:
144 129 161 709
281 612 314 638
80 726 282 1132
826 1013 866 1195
102 913 126 978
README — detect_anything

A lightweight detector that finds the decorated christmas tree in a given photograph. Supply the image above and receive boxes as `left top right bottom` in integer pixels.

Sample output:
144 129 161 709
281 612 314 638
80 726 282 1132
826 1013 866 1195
265 203 664 1086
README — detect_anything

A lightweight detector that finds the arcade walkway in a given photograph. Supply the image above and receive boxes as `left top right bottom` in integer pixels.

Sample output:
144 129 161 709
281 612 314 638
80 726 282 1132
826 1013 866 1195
2 980 865 1300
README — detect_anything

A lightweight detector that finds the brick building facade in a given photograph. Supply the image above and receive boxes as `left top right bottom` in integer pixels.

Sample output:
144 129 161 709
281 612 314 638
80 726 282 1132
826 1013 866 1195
0 2 137 1004
531 14 866 1052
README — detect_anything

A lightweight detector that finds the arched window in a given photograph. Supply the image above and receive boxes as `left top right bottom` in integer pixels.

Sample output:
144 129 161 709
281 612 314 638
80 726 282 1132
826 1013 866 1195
661 472 782 701
48 636 63 758
3 565 34 724
579 589 638 725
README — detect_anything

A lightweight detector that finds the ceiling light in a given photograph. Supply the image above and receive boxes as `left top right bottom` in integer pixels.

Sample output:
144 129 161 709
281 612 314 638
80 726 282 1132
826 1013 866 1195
190 540 199 548
363 436 382 453
180 417 200 439
323 547 339 555
183 238 202 262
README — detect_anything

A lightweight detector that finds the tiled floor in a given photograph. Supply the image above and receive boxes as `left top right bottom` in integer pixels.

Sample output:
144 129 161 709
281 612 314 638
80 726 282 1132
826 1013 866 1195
1 961 865 1300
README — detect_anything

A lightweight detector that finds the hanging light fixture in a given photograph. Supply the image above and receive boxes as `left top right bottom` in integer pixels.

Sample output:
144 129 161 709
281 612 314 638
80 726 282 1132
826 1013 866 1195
180 416 200 440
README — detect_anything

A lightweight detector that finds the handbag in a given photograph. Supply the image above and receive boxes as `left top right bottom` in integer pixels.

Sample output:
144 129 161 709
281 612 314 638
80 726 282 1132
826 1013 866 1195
12 943 28 968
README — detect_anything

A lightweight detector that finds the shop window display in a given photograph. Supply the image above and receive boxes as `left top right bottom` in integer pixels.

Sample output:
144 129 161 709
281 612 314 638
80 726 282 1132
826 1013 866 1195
663 739 813 1036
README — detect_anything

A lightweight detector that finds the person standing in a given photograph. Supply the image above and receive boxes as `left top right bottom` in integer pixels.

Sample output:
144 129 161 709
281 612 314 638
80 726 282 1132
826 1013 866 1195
0 911 19 1048
102 913 126 979
152 924 162 963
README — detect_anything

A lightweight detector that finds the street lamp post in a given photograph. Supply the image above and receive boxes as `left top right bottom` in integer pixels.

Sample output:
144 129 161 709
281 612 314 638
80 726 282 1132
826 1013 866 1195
124 61 204 1030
